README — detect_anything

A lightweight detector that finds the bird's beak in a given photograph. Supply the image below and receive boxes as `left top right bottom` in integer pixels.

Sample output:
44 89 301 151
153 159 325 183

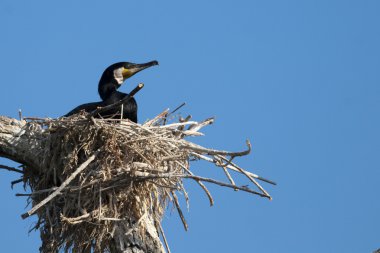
122 60 159 79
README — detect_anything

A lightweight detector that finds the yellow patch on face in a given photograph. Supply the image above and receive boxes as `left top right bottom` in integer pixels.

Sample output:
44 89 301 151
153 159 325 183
122 67 133 79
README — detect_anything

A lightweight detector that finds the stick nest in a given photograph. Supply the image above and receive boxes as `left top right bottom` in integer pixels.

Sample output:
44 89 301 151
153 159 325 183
19 110 274 253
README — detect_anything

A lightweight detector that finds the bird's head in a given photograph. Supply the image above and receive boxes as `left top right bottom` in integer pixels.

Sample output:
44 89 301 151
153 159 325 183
101 60 159 86
98 60 158 100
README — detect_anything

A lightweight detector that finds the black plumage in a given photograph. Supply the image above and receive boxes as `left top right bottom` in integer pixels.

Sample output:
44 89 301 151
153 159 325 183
64 61 158 122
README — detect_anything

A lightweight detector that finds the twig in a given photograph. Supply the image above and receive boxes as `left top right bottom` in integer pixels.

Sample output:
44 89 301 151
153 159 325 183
192 153 276 185
144 109 169 126
158 222 171 253
61 212 91 225
138 172 270 198
18 109 22 121
21 152 98 219
253 176 276 186
170 102 186 115
187 117 214 132
16 186 59 197
181 140 251 157
23 117 49 121
216 155 271 198
176 115 192 138
222 166 237 190
120 104 124 120
217 155 277 186
179 115 192 124
196 180 214 206
214 156 236 189
162 102 186 125
171 191 188 231
11 178 23 188
154 121 199 129
184 175 270 199
0 164 23 174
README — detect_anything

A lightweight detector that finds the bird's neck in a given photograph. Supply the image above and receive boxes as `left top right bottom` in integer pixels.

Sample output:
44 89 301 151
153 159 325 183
98 82 119 101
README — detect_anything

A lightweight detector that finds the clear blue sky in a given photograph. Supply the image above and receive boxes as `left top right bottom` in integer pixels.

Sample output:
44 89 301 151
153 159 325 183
0 1 379 252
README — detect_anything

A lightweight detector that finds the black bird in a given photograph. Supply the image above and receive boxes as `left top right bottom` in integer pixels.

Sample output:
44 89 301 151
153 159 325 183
65 60 158 122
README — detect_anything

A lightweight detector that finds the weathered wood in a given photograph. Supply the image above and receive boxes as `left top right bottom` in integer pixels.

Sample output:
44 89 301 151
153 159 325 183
0 117 44 169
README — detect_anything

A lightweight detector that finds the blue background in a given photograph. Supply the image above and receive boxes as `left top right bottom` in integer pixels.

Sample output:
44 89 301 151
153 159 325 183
0 1 379 252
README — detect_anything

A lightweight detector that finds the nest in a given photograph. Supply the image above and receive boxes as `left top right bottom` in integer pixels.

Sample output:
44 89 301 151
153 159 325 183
18 109 274 253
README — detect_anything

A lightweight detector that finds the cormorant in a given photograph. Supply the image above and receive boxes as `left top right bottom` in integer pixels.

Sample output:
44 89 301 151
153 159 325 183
65 60 158 122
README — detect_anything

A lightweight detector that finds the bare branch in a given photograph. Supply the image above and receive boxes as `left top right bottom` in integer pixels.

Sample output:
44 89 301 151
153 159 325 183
0 164 23 174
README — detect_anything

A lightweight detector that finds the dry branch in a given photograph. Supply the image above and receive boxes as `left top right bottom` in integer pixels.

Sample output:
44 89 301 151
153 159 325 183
0 164 23 173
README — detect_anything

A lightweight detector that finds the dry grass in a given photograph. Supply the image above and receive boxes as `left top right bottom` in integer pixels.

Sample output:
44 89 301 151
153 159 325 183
17 109 274 252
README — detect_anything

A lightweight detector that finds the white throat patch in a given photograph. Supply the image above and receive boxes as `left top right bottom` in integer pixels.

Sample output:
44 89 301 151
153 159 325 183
113 68 124 84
